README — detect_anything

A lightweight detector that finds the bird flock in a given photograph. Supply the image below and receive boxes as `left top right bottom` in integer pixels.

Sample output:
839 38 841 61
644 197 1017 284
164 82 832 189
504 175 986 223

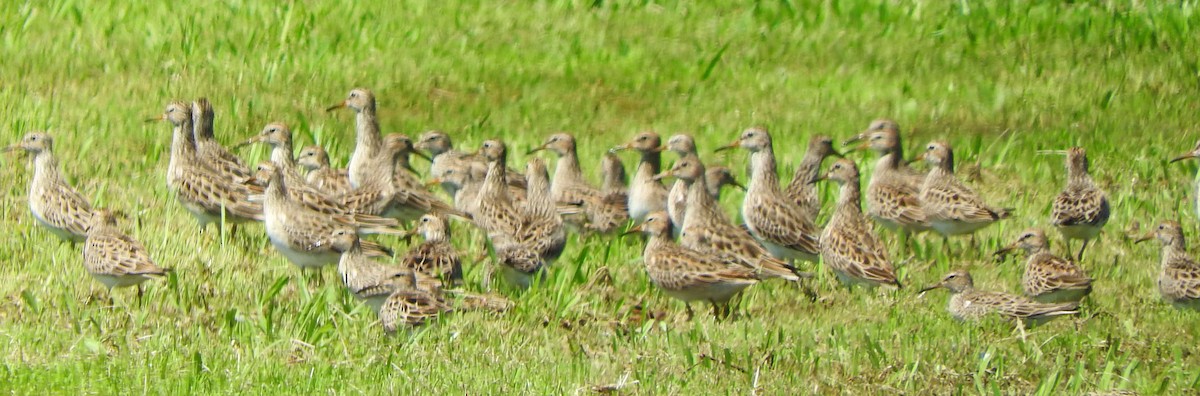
6 87 1200 334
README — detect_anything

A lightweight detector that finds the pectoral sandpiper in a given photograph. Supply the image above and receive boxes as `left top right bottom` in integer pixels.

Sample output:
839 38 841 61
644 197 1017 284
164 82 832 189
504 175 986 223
1136 221 1200 310
5 132 93 243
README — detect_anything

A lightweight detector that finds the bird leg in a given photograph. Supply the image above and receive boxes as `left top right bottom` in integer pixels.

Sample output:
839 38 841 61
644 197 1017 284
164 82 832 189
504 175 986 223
684 303 695 321
1077 239 1090 262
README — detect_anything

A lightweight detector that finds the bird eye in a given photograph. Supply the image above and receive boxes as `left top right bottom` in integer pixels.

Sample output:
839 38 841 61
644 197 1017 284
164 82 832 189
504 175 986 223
637 136 646 141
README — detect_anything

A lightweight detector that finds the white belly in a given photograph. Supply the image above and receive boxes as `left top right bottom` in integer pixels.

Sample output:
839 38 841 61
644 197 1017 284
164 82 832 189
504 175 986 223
931 219 992 236
90 273 151 289
1056 224 1102 241
658 282 752 305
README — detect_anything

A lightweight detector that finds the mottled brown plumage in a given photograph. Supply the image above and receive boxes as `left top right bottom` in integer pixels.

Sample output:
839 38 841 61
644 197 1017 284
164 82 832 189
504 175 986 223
1138 222 1200 310
718 127 820 263
816 159 901 289
920 270 1080 327
628 212 759 318
5 132 93 243
996 229 1093 303
1047 147 1109 260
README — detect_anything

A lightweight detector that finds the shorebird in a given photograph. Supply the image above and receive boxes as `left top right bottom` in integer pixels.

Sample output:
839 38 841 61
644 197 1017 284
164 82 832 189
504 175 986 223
474 140 562 288
785 135 842 220
240 123 399 226
917 141 1010 245
610 131 668 222
717 127 820 263
329 226 441 312
379 276 452 331
1043 147 1110 261
4 132 93 243
1136 221 1200 310
326 88 388 188
814 159 902 288
705 166 745 200
82 209 171 302
600 152 628 197
399 214 464 286
920 270 1080 328
655 155 808 282
664 133 700 235
191 98 252 182
995 228 1093 303
416 130 525 197
384 133 431 191
625 212 760 319
383 133 452 221
333 144 465 222
844 120 930 240
297 145 353 196
518 156 569 267
532 132 628 233
152 101 263 230
1170 140 1200 219
260 164 398 272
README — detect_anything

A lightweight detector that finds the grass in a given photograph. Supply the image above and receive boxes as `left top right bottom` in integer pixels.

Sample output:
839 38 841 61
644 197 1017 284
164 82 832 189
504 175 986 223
2 0 1199 393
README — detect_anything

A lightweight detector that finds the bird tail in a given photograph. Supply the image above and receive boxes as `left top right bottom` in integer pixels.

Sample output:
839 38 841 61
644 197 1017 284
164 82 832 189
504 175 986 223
755 257 814 282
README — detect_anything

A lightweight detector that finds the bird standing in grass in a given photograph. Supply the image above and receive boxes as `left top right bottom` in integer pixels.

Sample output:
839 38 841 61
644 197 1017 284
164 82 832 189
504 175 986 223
995 228 1093 303
916 141 1011 249
83 209 171 303
4 132 93 244
1137 221 1200 310
610 131 669 222
920 270 1080 328
814 159 902 289
626 212 760 319
717 127 820 264
1045 147 1110 261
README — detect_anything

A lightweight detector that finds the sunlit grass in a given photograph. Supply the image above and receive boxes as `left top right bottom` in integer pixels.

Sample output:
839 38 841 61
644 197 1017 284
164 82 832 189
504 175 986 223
2 1 1199 394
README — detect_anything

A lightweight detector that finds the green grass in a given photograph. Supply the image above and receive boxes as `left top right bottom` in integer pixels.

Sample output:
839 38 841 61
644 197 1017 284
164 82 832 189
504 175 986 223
2 0 1200 393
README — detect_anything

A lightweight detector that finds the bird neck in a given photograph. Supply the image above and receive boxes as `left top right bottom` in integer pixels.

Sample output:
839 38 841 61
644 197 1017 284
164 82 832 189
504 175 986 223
832 178 863 220
353 110 384 159
337 242 366 280
686 176 719 219
747 149 780 193
170 119 198 161
793 147 826 185
637 150 662 177
1066 168 1094 189
31 150 62 186
270 142 295 169
552 151 584 195
480 160 509 201
645 233 673 255
1162 241 1190 265
877 152 905 171
423 228 448 244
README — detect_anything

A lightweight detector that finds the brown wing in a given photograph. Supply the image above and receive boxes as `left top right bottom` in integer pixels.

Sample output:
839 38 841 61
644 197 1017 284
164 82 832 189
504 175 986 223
820 226 899 286
40 182 93 237
746 198 820 255
85 233 167 276
867 181 929 226
400 241 462 281
1051 186 1110 227
922 181 1004 223
1028 255 1092 294
174 166 263 221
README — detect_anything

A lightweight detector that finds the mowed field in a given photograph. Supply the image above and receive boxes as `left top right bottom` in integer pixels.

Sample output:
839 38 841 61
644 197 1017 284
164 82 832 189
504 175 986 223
2 1 1199 394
